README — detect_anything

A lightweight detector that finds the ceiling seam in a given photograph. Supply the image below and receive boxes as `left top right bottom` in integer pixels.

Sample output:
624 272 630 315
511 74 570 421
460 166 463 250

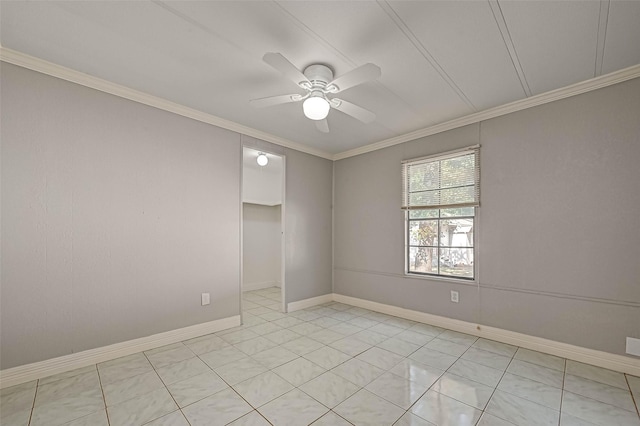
151 1 252 57
376 0 477 112
272 1 355 69
488 0 532 97
594 0 610 77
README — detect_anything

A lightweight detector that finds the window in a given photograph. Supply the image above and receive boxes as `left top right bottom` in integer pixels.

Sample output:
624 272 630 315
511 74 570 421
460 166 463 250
402 146 480 279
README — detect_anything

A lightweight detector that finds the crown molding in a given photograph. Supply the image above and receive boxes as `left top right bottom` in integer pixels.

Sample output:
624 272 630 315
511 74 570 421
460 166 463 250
3 46 638 163
333 63 640 161
0 47 334 161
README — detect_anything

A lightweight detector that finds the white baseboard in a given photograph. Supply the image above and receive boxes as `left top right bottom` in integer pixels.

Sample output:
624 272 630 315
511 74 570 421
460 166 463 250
287 294 333 312
332 294 640 376
0 315 241 389
243 281 280 292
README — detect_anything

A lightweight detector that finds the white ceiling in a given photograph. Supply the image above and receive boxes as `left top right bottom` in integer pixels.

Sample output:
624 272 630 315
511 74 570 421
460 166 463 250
1 1 639 157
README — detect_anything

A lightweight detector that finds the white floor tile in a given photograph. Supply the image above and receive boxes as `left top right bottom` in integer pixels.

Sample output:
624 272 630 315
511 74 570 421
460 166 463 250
155 357 211 385
251 346 299 369
299 371 360 408
394 411 437 426
145 410 191 426
331 358 385 387
281 336 326 355
166 371 228 407
304 346 351 370
472 339 518 357
310 411 353 426
107 387 176 426
409 347 458 371
102 370 164 406
366 372 430 409
214 358 268 385
564 373 636 411
272 357 327 386
30 388 105 426
497 372 562 410
513 348 565 372
485 390 560 426
448 359 504 388
410 390 482 426
182 388 252 426
388 358 444 387
565 360 629 390
232 371 294 408
198 346 247 369
431 372 495 410
424 337 471 357
227 410 272 426
506 359 564 388
561 390 640 426
258 389 329 426
334 389 405 426
356 347 405 371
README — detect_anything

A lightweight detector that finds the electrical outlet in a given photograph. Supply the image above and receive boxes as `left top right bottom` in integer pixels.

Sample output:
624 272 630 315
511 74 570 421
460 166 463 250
627 337 640 356
201 293 210 306
450 290 459 303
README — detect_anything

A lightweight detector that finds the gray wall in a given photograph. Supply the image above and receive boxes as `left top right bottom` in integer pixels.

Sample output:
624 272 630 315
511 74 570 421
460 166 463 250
0 63 333 369
334 77 640 356
242 203 281 289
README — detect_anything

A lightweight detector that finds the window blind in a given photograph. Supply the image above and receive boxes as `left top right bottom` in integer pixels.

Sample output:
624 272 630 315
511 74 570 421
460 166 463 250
402 145 480 210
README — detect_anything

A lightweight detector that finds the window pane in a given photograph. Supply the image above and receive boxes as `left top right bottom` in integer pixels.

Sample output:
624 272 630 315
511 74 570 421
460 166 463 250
441 207 474 218
440 155 475 189
408 162 439 192
409 209 439 219
439 248 474 278
409 220 438 245
439 185 475 205
439 219 474 247
409 189 440 207
409 247 438 274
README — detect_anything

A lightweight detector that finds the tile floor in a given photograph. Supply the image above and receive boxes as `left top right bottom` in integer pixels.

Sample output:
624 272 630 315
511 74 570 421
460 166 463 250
1 286 639 426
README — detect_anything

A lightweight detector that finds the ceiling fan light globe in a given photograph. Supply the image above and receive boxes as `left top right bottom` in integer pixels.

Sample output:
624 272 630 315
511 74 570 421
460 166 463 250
303 96 330 120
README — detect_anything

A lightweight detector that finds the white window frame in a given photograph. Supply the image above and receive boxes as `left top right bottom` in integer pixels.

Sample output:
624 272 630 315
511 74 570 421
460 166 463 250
402 145 480 280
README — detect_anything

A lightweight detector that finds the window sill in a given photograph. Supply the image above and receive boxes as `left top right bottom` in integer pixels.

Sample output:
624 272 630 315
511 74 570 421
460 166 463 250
404 272 478 286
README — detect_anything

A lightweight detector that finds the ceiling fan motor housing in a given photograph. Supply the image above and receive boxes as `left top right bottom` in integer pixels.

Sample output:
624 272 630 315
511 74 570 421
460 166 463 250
303 64 334 88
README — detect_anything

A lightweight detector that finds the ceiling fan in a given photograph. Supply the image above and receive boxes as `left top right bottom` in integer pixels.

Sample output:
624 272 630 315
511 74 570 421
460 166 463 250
250 53 381 133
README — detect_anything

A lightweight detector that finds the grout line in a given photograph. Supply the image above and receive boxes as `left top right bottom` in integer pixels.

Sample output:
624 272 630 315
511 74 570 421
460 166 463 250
624 374 640 418
559 362 567 426
26 379 39 426
94 366 111 426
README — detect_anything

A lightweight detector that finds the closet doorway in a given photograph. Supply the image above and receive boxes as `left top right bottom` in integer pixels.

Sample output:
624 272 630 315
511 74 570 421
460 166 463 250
241 147 285 320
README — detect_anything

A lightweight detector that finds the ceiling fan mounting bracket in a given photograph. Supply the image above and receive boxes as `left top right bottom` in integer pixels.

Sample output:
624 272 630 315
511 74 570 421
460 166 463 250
302 64 334 92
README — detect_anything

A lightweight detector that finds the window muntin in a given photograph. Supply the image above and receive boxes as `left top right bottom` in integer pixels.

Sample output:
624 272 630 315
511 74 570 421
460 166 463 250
403 146 479 280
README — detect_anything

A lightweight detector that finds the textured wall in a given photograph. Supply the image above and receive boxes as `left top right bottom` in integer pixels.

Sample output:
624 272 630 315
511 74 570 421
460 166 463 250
0 63 334 370
334 77 640 356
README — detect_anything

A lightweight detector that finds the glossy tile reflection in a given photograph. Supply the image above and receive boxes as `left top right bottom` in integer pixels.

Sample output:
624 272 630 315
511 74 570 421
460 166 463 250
2 286 639 426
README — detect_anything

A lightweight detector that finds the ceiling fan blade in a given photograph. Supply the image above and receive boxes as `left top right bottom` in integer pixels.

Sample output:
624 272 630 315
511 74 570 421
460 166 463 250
263 53 310 87
315 119 329 133
331 98 376 123
327 63 381 93
249 94 302 108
